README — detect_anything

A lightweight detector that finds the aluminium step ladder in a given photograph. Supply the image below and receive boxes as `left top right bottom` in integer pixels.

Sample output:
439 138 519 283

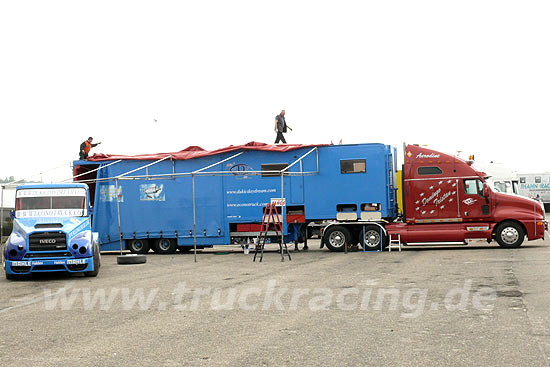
388 233 402 252
254 204 291 262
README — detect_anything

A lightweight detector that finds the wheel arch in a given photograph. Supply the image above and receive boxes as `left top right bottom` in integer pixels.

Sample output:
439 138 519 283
492 219 527 240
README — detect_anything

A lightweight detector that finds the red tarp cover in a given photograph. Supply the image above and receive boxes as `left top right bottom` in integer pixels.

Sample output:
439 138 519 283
87 142 327 161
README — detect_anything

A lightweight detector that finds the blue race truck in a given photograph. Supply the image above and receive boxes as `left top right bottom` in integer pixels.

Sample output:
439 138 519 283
72 142 397 253
2 183 101 279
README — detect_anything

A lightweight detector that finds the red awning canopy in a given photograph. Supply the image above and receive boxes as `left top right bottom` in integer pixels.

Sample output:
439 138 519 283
87 142 326 161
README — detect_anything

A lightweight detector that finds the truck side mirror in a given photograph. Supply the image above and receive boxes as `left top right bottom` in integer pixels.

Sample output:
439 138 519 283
10 210 15 219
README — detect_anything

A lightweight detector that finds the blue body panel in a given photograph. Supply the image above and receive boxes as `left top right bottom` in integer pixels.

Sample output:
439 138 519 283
3 183 98 276
76 143 397 251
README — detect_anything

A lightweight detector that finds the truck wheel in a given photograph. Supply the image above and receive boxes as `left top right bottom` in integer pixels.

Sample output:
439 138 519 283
324 226 352 252
5 272 21 280
84 243 101 277
153 238 177 254
495 222 525 248
359 225 387 250
127 239 150 254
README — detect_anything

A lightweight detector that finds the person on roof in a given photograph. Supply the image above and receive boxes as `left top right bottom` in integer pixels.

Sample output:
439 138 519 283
79 137 101 160
274 110 292 144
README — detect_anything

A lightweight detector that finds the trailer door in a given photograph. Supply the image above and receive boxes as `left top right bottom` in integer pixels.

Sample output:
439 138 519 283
290 174 304 204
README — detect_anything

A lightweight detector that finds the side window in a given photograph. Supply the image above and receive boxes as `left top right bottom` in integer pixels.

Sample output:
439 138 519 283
535 176 542 183
261 163 288 177
464 179 483 196
520 177 526 183
341 159 366 174
417 166 442 175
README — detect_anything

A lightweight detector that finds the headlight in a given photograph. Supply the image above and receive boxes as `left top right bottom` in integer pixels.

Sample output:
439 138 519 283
6 232 26 260
70 230 92 257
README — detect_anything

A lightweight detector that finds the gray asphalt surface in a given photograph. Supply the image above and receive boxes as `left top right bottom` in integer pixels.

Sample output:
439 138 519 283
2 238 550 366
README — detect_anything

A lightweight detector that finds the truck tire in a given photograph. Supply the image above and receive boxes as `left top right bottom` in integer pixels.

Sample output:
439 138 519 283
359 225 387 250
494 221 525 248
117 254 147 264
324 226 352 252
127 239 150 254
5 272 21 280
153 238 177 254
84 243 101 277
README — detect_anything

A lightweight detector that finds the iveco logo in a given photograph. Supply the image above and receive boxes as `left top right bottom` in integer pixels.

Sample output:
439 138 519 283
39 239 57 244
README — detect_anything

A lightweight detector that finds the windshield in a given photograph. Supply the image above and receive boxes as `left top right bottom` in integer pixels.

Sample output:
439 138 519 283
15 188 87 218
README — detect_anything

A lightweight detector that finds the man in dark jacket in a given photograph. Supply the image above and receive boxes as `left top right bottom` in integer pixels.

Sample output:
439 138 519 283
274 110 292 144
79 137 101 160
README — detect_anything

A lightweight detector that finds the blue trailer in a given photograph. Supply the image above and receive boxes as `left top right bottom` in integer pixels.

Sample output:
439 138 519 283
72 142 397 253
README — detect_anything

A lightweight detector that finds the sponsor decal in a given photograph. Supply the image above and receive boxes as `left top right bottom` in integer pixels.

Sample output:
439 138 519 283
463 198 477 206
11 261 45 266
140 184 165 201
229 163 253 175
100 185 123 202
270 198 286 206
69 221 90 238
12 261 31 267
67 259 87 265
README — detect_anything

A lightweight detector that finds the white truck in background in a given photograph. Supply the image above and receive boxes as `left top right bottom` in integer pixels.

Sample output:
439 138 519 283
517 173 550 212
474 162 519 195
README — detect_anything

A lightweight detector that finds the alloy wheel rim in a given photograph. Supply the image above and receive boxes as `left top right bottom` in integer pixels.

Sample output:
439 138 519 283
329 231 346 248
502 227 519 245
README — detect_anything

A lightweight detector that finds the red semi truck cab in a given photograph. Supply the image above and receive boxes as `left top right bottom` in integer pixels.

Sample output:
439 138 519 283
387 145 547 248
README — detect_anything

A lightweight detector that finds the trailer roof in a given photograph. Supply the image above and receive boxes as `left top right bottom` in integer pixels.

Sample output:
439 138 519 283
87 141 327 162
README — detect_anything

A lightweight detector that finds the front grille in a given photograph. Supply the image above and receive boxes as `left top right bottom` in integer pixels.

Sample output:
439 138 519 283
25 252 71 258
29 232 68 251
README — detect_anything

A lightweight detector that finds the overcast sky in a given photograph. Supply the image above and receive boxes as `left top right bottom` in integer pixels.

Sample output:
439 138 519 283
1 0 549 184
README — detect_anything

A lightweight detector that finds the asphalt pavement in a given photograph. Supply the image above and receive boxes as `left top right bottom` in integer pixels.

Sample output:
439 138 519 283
2 238 550 366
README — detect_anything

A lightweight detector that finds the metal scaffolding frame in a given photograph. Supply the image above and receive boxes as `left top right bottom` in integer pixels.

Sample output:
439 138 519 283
107 147 319 262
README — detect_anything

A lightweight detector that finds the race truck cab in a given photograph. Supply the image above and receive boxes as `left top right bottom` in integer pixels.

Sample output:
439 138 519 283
2 183 100 279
